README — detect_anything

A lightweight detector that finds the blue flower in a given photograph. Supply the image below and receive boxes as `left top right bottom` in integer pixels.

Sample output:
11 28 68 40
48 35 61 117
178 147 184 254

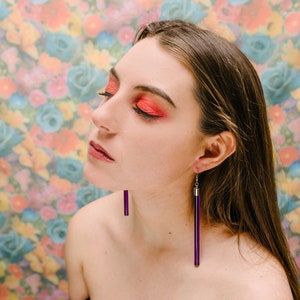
277 189 299 215
30 0 49 4
36 103 64 133
76 185 109 208
22 208 39 222
241 33 276 65
96 31 116 48
46 219 68 244
160 0 207 23
228 0 249 5
288 160 300 179
67 61 107 102
0 231 34 263
46 32 78 63
261 62 300 104
0 213 7 230
0 120 23 157
56 157 83 183
9 93 27 109
0 2 11 21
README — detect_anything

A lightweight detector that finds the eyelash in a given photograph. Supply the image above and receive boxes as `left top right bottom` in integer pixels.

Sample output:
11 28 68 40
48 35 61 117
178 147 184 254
98 91 113 99
133 105 161 120
97 91 161 120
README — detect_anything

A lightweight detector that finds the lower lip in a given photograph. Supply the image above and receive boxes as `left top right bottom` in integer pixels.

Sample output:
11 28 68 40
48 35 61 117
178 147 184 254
88 145 114 162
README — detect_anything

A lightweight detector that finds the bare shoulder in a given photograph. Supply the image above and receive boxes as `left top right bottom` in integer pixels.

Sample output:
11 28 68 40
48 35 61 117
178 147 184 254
65 191 123 255
228 234 293 299
64 192 122 300
68 191 122 231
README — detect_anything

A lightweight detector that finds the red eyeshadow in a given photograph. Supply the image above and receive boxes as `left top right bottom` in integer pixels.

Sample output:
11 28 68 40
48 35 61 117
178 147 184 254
105 77 119 94
136 98 167 117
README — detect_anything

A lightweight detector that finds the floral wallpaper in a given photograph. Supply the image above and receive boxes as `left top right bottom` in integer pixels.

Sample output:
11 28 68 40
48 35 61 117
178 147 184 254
0 0 299 298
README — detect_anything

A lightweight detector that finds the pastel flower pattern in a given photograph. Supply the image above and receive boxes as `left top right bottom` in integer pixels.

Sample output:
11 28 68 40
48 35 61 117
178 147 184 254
0 0 299 298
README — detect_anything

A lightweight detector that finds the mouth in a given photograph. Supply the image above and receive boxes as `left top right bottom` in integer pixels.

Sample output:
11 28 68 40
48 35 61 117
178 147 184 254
88 141 115 161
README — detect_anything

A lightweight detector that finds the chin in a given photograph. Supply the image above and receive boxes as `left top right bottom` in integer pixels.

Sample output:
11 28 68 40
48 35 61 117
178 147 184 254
83 163 118 191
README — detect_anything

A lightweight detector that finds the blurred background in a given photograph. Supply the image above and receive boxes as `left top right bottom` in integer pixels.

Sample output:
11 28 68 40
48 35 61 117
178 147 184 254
0 0 299 298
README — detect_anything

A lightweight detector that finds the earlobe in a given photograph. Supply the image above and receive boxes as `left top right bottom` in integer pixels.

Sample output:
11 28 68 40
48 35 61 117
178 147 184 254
193 131 236 173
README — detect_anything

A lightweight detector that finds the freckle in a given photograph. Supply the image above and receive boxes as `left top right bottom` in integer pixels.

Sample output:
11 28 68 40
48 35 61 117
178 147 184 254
169 232 172 235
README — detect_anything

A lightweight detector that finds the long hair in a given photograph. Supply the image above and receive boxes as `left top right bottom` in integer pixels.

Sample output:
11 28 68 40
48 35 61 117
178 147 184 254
133 20 299 298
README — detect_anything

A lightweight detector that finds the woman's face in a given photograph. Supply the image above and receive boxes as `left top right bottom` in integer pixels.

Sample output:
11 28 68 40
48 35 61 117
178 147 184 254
85 37 205 192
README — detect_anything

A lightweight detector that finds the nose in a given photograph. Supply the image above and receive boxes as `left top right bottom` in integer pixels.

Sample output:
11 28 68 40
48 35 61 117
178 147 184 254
91 96 120 133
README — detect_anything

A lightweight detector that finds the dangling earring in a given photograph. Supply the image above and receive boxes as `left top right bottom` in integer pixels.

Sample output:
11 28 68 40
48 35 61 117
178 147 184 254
124 190 129 216
194 174 200 266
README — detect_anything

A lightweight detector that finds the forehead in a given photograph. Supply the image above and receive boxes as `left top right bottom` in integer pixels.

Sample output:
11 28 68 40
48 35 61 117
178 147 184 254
114 38 196 105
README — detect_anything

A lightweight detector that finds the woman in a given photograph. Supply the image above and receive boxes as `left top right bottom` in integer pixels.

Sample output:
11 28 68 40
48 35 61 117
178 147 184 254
65 20 300 299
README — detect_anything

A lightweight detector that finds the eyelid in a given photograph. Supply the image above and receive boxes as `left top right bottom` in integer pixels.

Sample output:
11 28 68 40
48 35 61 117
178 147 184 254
135 98 166 117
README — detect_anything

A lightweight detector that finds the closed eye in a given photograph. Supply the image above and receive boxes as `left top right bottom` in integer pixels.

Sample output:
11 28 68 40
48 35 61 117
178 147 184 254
133 105 161 120
97 91 113 99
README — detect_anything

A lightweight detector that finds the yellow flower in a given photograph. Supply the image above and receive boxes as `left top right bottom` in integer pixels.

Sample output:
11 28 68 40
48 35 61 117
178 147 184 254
291 88 300 101
11 217 39 242
84 41 116 70
1 8 40 58
0 261 6 277
73 118 91 137
0 103 29 132
75 139 88 162
25 246 60 285
200 10 236 43
278 172 300 198
58 101 75 121
282 40 300 69
67 13 82 37
4 275 19 290
0 192 9 211
286 207 300 235
13 137 51 179
265 12 283 38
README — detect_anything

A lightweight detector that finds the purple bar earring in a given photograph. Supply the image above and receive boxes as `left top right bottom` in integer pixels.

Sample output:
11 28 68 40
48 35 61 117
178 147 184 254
194 174 200 267
124 190 129 216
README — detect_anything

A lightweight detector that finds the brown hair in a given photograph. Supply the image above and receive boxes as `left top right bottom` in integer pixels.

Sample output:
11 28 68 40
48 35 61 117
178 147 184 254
134 20 299 298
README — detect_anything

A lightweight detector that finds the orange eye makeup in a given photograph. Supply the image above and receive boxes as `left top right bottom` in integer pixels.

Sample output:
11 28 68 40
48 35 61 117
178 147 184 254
135 97 167 117
105 76 119 94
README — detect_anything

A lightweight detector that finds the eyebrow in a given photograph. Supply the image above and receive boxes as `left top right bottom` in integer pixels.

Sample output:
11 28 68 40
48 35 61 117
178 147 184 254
109 67 176 108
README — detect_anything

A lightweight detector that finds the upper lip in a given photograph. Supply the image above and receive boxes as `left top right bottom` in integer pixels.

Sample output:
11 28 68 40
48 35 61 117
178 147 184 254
89 141 114 161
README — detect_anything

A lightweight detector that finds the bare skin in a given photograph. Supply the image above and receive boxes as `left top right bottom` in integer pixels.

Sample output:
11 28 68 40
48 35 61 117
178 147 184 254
65 38 293 299
65 191 292 300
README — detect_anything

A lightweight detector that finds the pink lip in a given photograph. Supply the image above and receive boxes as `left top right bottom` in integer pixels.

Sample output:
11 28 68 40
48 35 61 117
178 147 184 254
88 141 114 162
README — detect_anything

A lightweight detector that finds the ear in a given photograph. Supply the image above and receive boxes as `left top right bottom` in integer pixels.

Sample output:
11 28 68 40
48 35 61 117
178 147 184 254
193 131 236 173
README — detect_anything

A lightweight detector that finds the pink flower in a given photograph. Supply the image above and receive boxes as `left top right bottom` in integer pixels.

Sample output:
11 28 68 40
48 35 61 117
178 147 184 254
285 11 300 35
14 169 31 191
29 125 54 148
84 14 103 37
17 0 42 22
1 47 20 73
117 26 136 45
213 0 242 23
29 90 47 107
40 206 57 221
28 186 59 209
138 10 160 28
41 236 64 257
57 194 77 214
288 118 300 142
104 3 143 31
26 274 41 294
46 75 69 99
16 67 50 93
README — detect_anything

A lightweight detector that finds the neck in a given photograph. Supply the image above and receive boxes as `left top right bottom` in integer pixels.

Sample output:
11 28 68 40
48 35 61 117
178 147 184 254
127 185 194 251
